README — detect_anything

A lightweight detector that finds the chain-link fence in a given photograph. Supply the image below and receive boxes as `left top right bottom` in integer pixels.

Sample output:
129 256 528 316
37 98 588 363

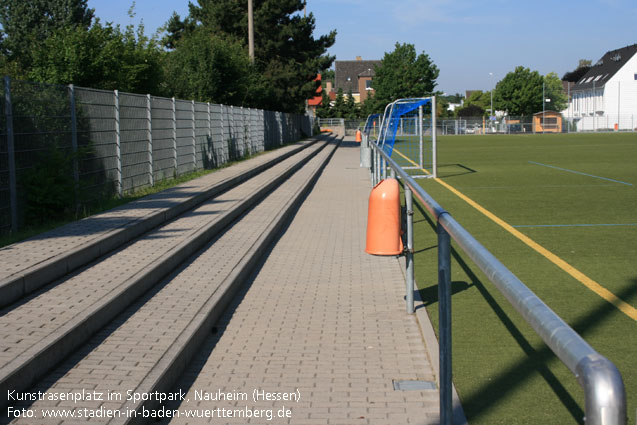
0 76 314 234
438 115 637 135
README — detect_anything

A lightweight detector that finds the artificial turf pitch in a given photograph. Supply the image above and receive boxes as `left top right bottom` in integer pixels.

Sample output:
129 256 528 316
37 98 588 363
392 132 636 425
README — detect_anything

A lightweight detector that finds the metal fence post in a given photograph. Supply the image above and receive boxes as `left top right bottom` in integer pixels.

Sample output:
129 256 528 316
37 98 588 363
418 105 424 169
381 156 387 180
4 76 18 232
114 90 122 197
146 94 154 186
437 217 452 425
374 149 379 185
405 185 415 314
221 104 226 163
69 84 79 193
432 96 438 178
172 97 177 176
191 100 196 170
372 149 376 185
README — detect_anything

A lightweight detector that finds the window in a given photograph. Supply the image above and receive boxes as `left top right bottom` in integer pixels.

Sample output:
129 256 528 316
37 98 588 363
365 80 373 90
634 73 637 80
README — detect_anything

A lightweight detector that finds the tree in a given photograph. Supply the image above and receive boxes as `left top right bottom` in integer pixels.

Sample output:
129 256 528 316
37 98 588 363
493 66 544 116
344 90 359 119
372 42 439 106
0 0 94 71
562 59 592 83
543 72 568 112
332 88 346 118
169 0 336 113
315 89 333 118
464 90 492 114
456 104 485 118
28 19 164 94
494 67 567 116
163 28 252 105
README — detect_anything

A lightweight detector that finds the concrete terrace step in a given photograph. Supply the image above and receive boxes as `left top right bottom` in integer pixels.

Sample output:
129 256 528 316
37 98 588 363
0 136 337 410
0 135 329 308
5 138 341 424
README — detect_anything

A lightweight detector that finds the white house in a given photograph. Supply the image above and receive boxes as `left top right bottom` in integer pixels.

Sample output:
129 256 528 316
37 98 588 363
564 44 637 131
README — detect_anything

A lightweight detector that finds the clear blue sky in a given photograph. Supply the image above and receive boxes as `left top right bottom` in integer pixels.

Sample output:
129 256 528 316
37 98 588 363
88 0 637 96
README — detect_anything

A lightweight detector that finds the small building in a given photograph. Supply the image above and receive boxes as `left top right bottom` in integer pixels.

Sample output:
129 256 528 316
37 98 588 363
334 57 381 103
533 111 562 133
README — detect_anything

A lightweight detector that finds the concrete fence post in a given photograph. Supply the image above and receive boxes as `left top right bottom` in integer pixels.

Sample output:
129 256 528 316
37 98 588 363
4 76 17 232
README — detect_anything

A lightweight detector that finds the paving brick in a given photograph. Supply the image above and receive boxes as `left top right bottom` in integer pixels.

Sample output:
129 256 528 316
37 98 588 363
5 140 336 425
163 139 440 424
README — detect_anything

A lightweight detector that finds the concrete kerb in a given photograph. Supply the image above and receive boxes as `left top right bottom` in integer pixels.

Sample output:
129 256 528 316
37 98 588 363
0 134 330 309
0 137 335 411
113 138 342 425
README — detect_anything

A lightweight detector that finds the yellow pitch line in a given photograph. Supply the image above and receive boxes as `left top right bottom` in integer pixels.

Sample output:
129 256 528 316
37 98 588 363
392 149 637 321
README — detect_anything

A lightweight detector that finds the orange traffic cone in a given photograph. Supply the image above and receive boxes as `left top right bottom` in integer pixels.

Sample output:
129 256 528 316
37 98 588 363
365 178 403 256
355 130 362 143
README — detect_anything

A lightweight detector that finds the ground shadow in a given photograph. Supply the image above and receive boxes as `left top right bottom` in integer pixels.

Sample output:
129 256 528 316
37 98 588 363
412 200 597 424
436 163 477 179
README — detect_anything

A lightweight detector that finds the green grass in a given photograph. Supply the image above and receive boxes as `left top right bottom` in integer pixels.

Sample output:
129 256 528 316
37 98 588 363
394 133 637 424
0 167 221 248
0 148 280 249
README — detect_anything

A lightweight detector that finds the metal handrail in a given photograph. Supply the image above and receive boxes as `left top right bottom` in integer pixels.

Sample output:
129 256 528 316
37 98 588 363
368 139 626 425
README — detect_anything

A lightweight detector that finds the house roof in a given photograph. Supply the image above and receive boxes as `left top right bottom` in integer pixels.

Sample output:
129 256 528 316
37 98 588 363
573 44 637 91
533 110 561 116
334 60 381 93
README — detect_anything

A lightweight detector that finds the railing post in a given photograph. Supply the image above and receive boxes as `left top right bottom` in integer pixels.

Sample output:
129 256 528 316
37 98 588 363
405 185 414 314
4 76 18 232
114 90 122 197
374 149 379 185
381 156 387 180
438 216 452 425
147 94 154 186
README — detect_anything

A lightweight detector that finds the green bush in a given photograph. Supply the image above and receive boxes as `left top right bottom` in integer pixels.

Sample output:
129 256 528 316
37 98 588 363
21 145 84 224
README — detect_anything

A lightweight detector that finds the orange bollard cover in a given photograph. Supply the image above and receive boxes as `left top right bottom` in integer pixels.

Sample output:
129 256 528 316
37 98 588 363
355 130 362 143
365 178 403 256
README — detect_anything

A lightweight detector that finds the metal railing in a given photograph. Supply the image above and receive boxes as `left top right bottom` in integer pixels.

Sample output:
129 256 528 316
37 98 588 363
366 136 626 425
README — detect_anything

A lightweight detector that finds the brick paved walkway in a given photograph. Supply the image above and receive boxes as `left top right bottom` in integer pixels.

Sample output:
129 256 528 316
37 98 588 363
6 141 337 424
165 140 441 424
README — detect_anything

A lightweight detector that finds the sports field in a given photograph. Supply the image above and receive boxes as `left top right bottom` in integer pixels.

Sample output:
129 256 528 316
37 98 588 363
393 133 636 424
